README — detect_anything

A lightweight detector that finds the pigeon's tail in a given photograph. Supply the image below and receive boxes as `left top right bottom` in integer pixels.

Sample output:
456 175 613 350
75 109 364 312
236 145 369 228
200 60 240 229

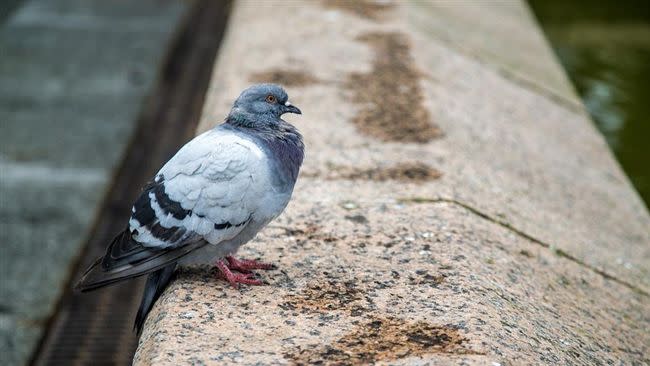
75 229 206 292
134 263 176 334
75 228 207 333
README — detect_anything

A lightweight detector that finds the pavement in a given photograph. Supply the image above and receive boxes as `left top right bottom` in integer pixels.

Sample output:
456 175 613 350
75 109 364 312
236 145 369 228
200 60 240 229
0 1 187 364
133 0 650 364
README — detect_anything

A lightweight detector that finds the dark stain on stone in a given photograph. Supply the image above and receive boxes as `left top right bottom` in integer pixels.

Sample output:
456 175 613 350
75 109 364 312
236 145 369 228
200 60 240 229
409 270 445 288
250 69 319 87
322 0 394 21
280 224 339 246
280 279 371 314
519 249 534 258
285 317 472 364
345 214 368 224
347 32 442 143
328 162 442 182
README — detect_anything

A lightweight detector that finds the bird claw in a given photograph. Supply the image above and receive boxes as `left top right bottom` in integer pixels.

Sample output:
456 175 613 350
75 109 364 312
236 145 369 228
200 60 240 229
225 255 276 272
216 258 272 288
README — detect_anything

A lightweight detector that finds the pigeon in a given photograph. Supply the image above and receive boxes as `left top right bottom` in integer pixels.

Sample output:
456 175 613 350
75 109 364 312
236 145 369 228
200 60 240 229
76 84 304 333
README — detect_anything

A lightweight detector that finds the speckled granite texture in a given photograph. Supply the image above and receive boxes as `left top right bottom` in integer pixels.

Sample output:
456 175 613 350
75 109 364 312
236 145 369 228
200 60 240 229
134 0 650 364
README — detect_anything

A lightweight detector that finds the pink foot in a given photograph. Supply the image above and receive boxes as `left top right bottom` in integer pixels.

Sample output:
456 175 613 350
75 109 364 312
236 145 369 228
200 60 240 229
225 255 276 272
216 260 263 288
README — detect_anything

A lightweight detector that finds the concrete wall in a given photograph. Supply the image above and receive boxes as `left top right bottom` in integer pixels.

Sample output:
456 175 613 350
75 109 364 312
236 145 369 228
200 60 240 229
134 1 650 364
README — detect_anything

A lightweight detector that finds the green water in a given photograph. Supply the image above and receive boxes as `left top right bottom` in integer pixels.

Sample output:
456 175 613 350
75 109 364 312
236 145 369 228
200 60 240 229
529 0 650 207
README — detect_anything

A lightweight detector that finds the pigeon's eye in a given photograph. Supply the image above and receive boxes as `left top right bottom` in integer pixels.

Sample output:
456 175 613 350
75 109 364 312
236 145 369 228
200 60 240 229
265 95 277 104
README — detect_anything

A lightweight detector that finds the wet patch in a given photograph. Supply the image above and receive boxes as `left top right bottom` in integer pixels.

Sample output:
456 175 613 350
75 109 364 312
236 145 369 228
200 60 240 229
345 214 368 224
519 249 534 258
280 279 372 316
327 162 442 182
285 317 471 364
322 0 394 21
408 270 446 288
250 69 319 87
347 32 441 143
277 224 339 246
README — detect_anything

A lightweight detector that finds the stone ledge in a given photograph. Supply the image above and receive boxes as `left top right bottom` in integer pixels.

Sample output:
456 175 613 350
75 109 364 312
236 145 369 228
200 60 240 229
135 197 648 364
134 0 650 364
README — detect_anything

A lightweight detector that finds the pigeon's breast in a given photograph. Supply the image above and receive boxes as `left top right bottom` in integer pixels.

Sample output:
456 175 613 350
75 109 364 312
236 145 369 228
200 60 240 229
217 130 293 223
246 145 294 222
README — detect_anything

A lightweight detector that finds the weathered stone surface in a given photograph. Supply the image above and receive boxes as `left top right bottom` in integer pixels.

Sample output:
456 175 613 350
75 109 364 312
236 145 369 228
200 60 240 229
135 0 650 364
136 198 649 365
200 0 650 297
405 0 580 106
0 0 186 364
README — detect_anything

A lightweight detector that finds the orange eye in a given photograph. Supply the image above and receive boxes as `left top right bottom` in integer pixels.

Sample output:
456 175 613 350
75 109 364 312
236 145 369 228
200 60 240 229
265 94 277 103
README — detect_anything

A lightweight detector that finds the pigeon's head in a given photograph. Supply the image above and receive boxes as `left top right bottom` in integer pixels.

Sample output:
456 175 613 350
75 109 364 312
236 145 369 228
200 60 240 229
230 84 301 124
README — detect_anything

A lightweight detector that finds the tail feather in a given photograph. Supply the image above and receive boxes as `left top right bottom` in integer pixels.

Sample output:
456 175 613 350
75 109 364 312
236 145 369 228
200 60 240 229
134 263 177 334
74 228 207 334
75 229 205 292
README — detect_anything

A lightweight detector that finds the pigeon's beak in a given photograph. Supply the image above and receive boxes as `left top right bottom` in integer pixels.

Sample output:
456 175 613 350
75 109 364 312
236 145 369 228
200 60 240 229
283 101 302 115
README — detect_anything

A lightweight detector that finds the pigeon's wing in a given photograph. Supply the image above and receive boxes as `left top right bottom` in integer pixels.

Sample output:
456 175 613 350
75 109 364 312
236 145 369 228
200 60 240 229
76 229 206 291
131 130 266 247
76 129 268 291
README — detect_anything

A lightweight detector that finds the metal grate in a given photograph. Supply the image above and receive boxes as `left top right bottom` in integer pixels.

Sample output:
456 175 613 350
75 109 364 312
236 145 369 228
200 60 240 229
30 1 232 364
